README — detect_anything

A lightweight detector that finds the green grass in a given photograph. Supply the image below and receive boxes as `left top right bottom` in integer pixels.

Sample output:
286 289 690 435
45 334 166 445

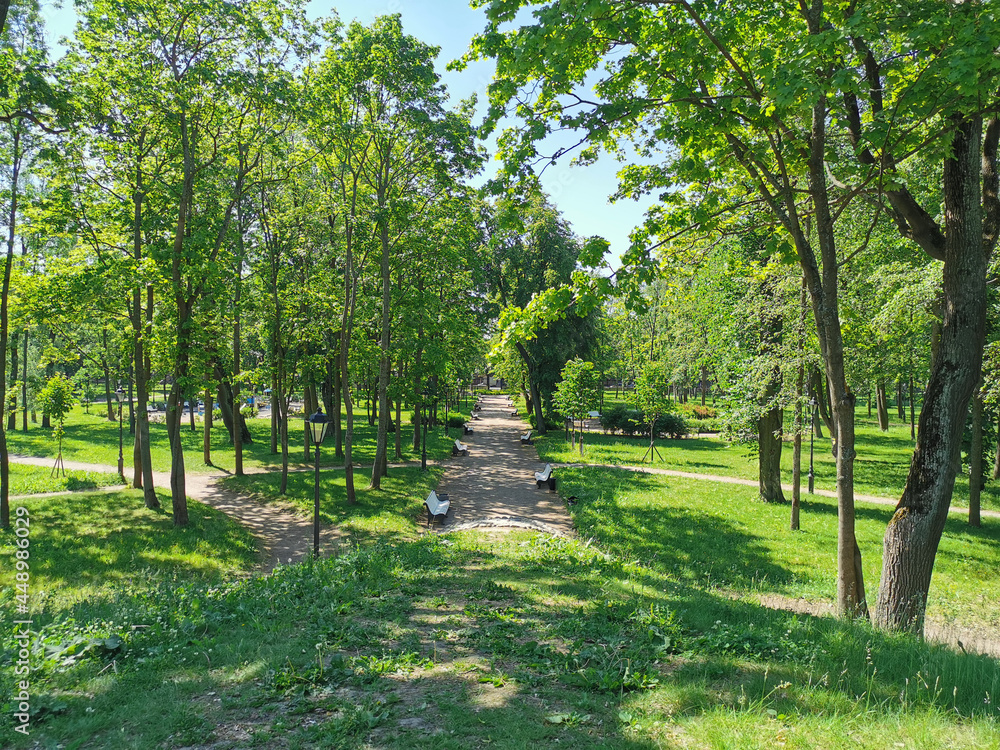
220 466 444 542
536 403 1000 512
5 404 465 475
555 466 1000 631
8 463 122 496
4 533 999 748
0 488 259 615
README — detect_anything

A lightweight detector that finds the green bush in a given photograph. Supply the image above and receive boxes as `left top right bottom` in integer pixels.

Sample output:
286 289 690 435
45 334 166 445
600 405 645 436
447 415 466 428
654 412 687 439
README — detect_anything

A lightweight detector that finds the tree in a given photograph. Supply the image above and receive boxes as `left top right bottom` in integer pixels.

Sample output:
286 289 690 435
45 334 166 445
552 357 600 454
467 0 1000 633
37 373 75 475
633 361 673 463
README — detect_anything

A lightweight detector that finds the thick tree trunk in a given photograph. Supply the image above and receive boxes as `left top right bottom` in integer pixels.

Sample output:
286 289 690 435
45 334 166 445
215 365 252 445
968 385 983 527
758 399 785 503
166 378 188 527
876 382 889 431
270 369 278 454
370 218 392 488
515 341 546 433
874 117 988 634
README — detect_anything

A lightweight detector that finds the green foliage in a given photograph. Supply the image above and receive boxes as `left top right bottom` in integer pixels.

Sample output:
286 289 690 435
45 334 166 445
37 374 76 428
552 357 600 422
632 361 673 423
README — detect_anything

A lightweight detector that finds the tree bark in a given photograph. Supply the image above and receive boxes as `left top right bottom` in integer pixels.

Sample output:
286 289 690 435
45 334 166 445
874 117 989 633
876 382 889 431
7 330 17 431
0 130 20 529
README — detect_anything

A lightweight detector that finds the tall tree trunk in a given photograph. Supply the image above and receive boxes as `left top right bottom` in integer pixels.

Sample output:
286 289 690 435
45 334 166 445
7 330 17 431
270 366 278 454
133 284 157 507
214 363 252 445
896 380 906 420
515 341 546 433
876 382 889 431
994 411 1000 480
968 384 983 528
874 117 989 634
0 130 20 529
233 153 245 477
370 215 392 489
759 399 785 503
909 374 916 441
203 388 213 465
102 328 115 422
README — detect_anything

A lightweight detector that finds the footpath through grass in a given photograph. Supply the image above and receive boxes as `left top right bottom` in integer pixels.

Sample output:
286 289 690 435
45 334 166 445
4 405 465 476
8 462 122 496
3 531 998 749
536 404 1000 512
220 466 443 543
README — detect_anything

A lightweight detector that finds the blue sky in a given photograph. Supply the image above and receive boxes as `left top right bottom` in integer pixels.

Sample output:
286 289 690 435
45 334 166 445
39 0 656 266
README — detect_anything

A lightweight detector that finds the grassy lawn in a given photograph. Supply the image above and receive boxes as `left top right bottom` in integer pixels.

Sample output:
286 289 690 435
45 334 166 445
4 394 999 748
9 462 122 496
5 405 465 475
220 465 444 543
0 489 258 616
554 467 1000 631
4 531 998 748
536 403 1000 511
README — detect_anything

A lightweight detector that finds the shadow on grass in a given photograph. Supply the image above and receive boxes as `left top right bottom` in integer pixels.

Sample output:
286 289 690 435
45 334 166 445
559 468 794 590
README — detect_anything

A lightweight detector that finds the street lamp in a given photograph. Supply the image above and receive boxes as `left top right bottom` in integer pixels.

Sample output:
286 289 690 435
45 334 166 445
306 408 329 558
420 387 435 472
116 386 124 481
808 397 816 494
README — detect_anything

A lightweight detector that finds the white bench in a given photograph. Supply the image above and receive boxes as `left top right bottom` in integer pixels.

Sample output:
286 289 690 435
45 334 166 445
588 411 601 419
452 439 469 456
510 409 518 417
463 423 474 435
520 431 533 445
534 463 555 491
424 491 450 527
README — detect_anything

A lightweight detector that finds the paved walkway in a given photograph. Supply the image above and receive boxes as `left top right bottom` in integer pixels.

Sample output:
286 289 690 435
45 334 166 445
434 395 575 537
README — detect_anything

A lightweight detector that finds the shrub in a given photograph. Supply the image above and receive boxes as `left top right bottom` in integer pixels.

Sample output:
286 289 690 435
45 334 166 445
654 412 687 439
690 405 717 419
447 415 466 428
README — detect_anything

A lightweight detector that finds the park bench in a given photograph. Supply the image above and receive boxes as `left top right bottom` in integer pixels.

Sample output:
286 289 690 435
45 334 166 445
520 431 533 445
424 491 450 527
471 412 481 420
463 423 474 435
510 409 518 417
453 438 469 456
587 410 601 419
534 463 556 491
473 403 482 412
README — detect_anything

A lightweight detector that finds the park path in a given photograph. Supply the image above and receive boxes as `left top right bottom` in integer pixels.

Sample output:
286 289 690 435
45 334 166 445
433 394 575 536
554 461 1000 520
8 454 337 571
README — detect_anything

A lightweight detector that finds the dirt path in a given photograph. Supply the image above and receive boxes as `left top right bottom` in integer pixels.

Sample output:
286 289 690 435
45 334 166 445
8 454 334 571
433 395 575 537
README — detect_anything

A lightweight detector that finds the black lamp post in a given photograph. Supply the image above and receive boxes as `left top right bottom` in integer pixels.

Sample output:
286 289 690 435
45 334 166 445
444 387 451 438
808 397 816 494
116 386 125 481
420 387 434 472
307 408 329 558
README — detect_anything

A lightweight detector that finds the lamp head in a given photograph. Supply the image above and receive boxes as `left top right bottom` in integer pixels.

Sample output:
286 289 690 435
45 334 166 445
308 408 329 445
